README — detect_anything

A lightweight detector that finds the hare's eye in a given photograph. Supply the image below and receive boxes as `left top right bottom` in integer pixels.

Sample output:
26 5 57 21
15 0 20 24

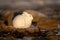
30 15 32 17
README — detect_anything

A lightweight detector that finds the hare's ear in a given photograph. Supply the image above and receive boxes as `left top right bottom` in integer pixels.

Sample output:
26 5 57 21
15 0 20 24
23 11 28 15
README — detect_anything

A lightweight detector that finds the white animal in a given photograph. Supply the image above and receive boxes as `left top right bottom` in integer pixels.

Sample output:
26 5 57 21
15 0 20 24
13 11 33 28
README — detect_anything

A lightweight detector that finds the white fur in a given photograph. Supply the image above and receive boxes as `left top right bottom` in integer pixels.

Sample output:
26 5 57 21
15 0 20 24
13 11 33 28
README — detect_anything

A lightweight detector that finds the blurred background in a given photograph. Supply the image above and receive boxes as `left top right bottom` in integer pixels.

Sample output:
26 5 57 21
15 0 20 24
0 0 60 40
